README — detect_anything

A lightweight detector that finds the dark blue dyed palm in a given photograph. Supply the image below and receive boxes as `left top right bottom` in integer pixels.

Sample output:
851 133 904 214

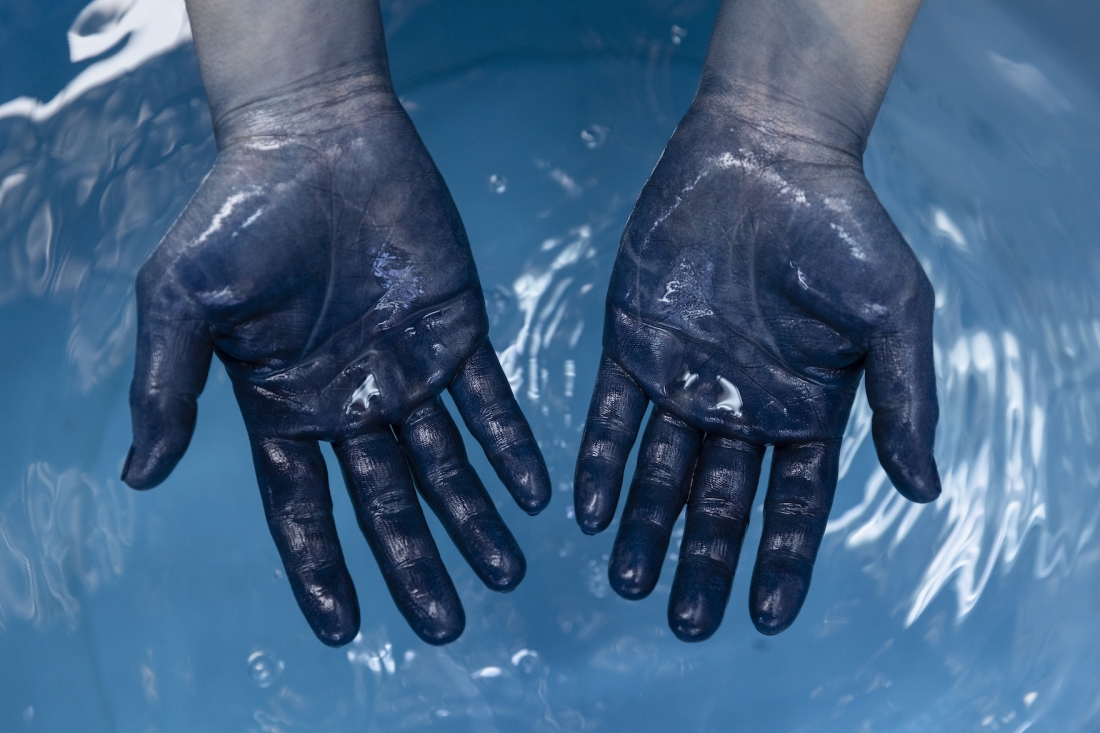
122 82 551 647
575 101 941 641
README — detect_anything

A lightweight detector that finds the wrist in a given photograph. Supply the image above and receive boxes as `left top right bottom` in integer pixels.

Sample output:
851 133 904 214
696 0 922 160
689 70 869 165
185 0 392 139
212 60 400 147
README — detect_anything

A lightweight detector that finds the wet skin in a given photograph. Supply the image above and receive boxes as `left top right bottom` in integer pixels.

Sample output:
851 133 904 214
575 85 941 641
122 68 551 647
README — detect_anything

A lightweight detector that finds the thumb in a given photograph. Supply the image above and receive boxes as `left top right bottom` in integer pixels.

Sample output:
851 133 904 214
864 278 941 504
122 269 213 489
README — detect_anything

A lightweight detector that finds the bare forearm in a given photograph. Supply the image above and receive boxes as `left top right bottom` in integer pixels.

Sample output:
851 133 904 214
185 0 390 132
699 0 922 155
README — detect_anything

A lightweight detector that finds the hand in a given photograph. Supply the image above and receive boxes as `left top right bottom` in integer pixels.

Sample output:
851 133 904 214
574 101 940 641
122 72 551 647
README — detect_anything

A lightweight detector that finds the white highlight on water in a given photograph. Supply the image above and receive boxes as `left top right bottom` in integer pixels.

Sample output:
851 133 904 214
681 369 698 389
497 225 591 398
989 52 1073 114
550 169 580 196
933 208 967 248
511 648 538 666
471 666 502 679
0 0 191 121
563 360 576 398
346 635 396 674
0 462 134 628
0 172 27 208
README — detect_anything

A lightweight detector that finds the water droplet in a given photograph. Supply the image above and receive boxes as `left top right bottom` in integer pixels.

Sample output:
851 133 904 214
488 174 507 194
671 25 687 45
247 650 284 688
580 124 609 149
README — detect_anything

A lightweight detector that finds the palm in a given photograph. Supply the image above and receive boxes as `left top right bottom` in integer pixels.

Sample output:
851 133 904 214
125 97 550 647
177 115 484 437
576 106 940 641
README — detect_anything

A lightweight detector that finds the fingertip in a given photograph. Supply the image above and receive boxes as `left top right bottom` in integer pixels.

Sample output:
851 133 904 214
749 555 812 636
289 565 362 648
609 521 666 600
873 417 942 504
415 609 466 646
577 516 606 536
121 441 184 490
668 558 732 643
487 552 526 593
408 587 466 646
385 559 466 646
315 611 360 648
575 498 612 535
476 526 527 593
507 453 552 515
125 391 198 489
574 462 619 534
888 459 942 504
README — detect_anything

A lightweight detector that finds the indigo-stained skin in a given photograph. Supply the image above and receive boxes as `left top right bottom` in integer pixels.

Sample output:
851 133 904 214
575 94 941 642
122 69 551 647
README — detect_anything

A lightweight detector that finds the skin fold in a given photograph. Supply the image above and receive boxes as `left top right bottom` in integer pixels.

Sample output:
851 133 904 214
575 0 940 642
122 0 551 647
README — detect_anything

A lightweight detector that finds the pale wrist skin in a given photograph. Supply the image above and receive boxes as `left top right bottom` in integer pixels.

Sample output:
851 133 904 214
185 0 395 143
697 0 923 157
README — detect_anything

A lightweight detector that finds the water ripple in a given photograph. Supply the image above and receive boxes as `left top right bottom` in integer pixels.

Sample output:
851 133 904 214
0 463 133 628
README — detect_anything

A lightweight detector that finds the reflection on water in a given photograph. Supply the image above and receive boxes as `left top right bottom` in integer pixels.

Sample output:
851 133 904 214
1 0 1099 729
0 463 132 627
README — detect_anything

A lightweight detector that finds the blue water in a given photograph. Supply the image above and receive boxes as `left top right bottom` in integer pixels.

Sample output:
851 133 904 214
1 0 1099 730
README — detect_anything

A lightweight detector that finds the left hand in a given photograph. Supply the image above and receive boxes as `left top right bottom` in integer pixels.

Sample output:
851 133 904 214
574 101 940 641
123 77 551 646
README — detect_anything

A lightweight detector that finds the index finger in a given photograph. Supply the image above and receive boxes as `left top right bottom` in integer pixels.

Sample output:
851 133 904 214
449 340 551 515
574 353 649 534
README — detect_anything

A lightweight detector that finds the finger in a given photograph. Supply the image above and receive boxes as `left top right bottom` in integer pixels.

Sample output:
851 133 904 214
250 436 359 647
123 296 213 489
865 282 941 503
333 431 464 645
397 398 526 593
668 436 765 642
449 340 551 515
749 441 840 635
608 410 702 600
574 353 649 534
